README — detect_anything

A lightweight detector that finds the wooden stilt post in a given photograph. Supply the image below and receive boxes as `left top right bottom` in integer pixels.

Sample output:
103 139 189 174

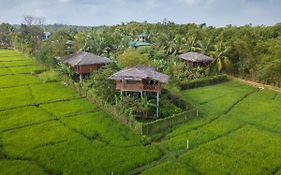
79 74 83 83
140 91 143 98
156 92 160 118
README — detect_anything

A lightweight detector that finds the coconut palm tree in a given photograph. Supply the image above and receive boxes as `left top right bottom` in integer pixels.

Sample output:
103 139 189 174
209 41 231 72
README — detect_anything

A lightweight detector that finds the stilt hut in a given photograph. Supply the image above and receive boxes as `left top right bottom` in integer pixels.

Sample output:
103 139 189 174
179 52 214 67
63 51 111 82
108 66 169 118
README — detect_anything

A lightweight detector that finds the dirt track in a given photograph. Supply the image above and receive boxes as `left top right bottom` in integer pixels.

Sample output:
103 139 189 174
227 75 281 93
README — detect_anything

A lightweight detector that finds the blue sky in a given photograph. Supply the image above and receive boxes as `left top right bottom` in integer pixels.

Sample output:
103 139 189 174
0 0 280 26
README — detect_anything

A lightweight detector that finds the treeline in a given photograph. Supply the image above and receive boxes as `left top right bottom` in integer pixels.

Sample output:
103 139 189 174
0 21 280 87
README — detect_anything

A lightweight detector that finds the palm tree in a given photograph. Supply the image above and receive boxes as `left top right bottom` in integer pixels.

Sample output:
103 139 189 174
197 36 215 54
209 42 231 72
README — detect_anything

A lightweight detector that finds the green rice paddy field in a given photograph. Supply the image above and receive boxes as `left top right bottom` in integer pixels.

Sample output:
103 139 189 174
0 50 281 175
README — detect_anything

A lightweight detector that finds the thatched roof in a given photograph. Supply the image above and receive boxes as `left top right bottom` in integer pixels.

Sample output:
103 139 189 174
109 66 169 83
179 52 214 62
63 51 111 67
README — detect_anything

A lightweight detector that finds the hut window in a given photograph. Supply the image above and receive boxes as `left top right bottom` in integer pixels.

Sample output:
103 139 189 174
127 80 139 84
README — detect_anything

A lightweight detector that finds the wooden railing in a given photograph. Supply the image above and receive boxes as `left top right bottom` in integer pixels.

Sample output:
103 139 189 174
143 85 159 91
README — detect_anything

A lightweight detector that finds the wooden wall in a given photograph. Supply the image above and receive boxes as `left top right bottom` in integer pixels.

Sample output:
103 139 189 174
73 64 105 74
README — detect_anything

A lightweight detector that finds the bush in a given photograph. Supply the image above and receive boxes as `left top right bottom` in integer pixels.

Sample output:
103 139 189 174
179 74 228 90
38 69 61 83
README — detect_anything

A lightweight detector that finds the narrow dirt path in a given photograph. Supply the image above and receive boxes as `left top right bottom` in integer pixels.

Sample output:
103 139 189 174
227 75 281 93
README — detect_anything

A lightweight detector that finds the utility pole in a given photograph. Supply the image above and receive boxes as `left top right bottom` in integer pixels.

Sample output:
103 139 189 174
156 92 160 118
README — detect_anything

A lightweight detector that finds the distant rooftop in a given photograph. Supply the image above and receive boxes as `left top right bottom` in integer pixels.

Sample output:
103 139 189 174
129 41 152 47
179 52 214 62
109 66 169 83
63 51 111 67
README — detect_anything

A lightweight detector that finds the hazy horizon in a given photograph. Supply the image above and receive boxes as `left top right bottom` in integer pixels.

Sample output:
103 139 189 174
0 0 281 27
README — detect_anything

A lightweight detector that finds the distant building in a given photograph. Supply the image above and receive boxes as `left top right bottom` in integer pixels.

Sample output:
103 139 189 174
129 33 152 48
178 52 214 67
43 31 51 40
63 51 111 82
128 41 152 48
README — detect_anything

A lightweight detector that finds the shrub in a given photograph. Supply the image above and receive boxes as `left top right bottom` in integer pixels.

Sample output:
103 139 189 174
38 69 61 83
179 74 228 90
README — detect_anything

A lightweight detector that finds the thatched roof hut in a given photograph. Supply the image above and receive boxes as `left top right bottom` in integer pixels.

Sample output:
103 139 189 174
179 52 214 67
109 66 169 83
109 66 169 93
63 51 111 82
63 51 111 68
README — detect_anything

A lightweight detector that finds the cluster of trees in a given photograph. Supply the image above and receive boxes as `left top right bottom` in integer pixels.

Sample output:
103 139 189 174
1 19 281 87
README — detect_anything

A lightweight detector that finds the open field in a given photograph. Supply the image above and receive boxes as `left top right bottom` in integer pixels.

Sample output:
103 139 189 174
0 50 281 175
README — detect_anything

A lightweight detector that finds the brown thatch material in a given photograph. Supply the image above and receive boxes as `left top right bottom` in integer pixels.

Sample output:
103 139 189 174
109 66 170 83
179 52 214 62
63 51 111 67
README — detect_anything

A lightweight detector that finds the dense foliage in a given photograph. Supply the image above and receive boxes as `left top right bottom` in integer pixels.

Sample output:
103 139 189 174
3 21 281 86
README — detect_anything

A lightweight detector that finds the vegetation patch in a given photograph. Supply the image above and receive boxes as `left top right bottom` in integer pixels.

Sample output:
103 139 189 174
37 69 60 83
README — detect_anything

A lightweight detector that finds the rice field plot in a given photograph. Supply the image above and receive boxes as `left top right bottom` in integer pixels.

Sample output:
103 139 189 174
39 98 97 117
0 67 12 75
0 160 46 175
1 49 281 174
60 112 143 146
0 50 162 174
165 81 256 138
0 74 41 88
30 83 80 103
8 65 45 74
0 52 29 61
0 106 52 131
0 86 35 110
1 60 35 67
142 81 281 174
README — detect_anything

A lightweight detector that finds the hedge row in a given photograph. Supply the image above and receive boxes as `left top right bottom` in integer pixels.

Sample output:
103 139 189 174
179 74 228 90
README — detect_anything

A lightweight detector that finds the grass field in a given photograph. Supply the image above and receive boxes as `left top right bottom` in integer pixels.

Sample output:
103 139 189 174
0 50 281 175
